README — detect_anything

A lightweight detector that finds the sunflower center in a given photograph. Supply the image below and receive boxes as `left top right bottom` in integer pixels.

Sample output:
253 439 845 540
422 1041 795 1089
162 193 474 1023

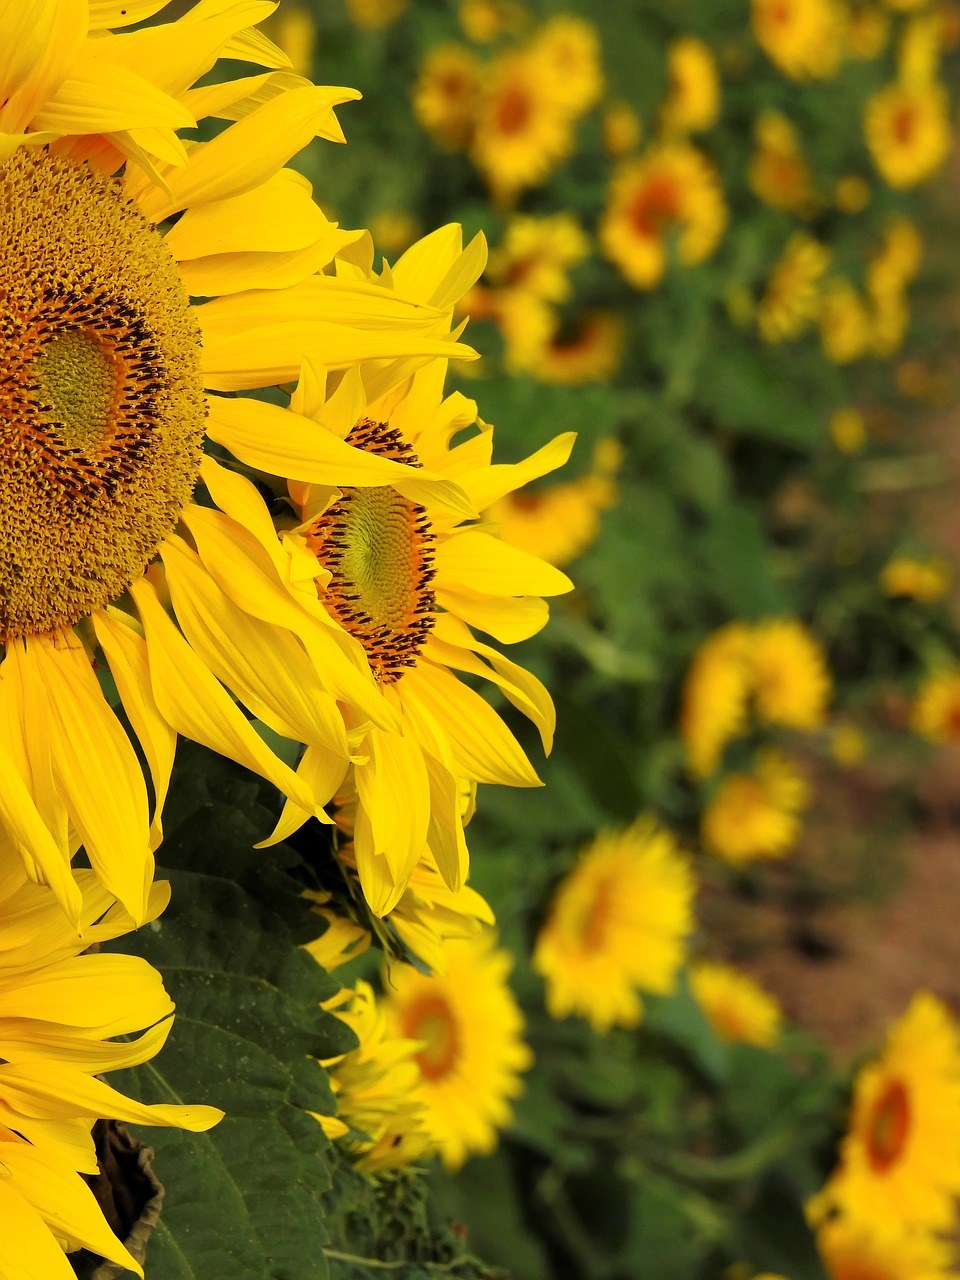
497 86 532 136
405 993 460 1082
307 419 436 684
865 1077 910 1173
892 105 917 146
0 149 205 642
630 175 681 238
576 877 613 951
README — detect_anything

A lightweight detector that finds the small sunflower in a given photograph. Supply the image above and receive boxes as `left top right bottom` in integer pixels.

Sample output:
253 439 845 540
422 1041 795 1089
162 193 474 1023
530 14 605 116
701 750 809 866
868 216 924 298
816 1216 959 1280
345 0 408 28
864 80 951 188
680 623 754 778
487 213 590 304
881 556 952 603
750 112 817 215
748 617 832 729
819 280 872 364
830 408 869 454
845 4 892 58
912 669 960 743
470 47 577 203
509 311 625 386
752 0 844 78
811 993 960 1234
600 144 727 290
0 870 220 1279
690 960 783 1048
459 0 526 43
382 932 532 1169
533 818 695 1033
660 37 721 135
602 99 643 157
757 234 832 343
413 43 482 151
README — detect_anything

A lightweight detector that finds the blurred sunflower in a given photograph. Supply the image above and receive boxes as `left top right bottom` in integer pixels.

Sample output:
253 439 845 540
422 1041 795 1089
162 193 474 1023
470 47 577 202
690 960 783 1048
459 0 526 43
412 43 482 151
701 750 809 865
834 174 872 213
752 0 844 78
344 0 408 29
0 1 477 925
0 869 220 1279
511 311 625 386
750 112 817 215
912 669 960 742
881 556 952 602
680 623 754 778
319 980 433 1172
533 818 695 1032
810 993 960 1234
748 617 832 729
830 407 868 454
819 279 872 364
382 932 532 1170
660 37 721 135
845 4 891 58
816 1217 958 1280
600 144 727 290
602 99 643 157
864 80 951 188
757 234 832 343
868 215 923 298
487 213 590 304
530 14 605 116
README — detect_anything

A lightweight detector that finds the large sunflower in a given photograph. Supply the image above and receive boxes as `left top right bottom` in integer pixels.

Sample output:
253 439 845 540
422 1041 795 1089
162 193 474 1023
0 868 220 1279
0 1 475 926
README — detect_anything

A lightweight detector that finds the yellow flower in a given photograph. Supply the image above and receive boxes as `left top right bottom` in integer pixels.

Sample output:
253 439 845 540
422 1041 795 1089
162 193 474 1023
369 210 420 257
881 556 952 603
459 0 526 42
749 618 832 729
603 99 643 156
864 80 951 188
681 623 754 778
834 174 872 212
819 280 872 363
600 144 727 290
845 4 892 57
0 870 220 1280
899 12 945 83
830 408 868 453
488 439 622 567
690 961 783 1047
382 932 532 1169
531 15 605 116
816 1216 959 1280
319 980 433 1171
701 750 809 865
470 47 578 202
271 4 316 74
752 0 845 78
661 37 721 134
507 311 625 386
344 0 408 30
0 3 479 926
868 216 924 298
304 892 372 973
533 819 695 1033
912 669 960 742
487 213 590 304
811 993 960 1234
413 43 482 151
757 234 831 343
750 112 817 215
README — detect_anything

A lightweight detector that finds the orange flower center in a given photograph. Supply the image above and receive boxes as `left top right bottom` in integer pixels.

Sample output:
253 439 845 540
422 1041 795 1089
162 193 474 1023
404 993 460 1081
892 105 917 146
865 1077 911 1173
629 174 682 238
497 85 533 136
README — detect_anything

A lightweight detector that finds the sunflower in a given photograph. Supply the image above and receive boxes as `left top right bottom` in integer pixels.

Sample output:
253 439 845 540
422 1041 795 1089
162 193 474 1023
0 869 221 1279
345 0 408 29
680 623 754 778
819 280 872 364
603 99 643 157
412 43 482 151
600 144 727 290
749 618 832 728
382 932 532 1169
660 37 721 135
470 47 577 203
816 1217 959 1280
533 818 695 1033
227 240 574 915
830 408 869 453
487 213 590 305
271 3 316 75
757 234 832 343
881 556 952 603
750 112 817 215
318 980 433 1172
459 0 526 43
752 0 844 78
701 750 809 865
509 311 626 386
0 2 480 926
811 993 960 1234
835 174 872 213
912 669 960 742
845 4 892 58
898 12 945 84
487 439 621 567
690 960 783 1048
868 216 923 298
864 80 951 188
530 14 605 116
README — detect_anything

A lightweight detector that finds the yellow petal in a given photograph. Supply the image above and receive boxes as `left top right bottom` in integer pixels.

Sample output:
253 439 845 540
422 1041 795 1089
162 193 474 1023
435 530 574 597
435 587 549 643
0 954 173 1036
258 745 346 846
166 168 331 259
88 0 170 29
0 1177 89 1280
0 0 86 135
354 727 430 887
0 1019 172 1074
33 54 196 135
458 432 577 513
